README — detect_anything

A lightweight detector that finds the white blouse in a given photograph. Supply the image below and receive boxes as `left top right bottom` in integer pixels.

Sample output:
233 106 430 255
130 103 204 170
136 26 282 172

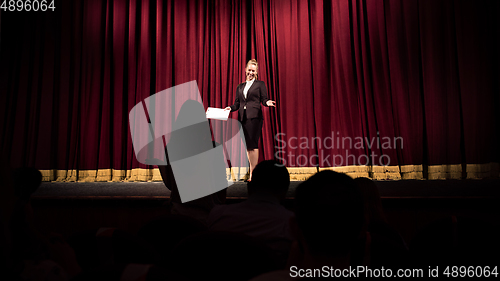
243 78 255 99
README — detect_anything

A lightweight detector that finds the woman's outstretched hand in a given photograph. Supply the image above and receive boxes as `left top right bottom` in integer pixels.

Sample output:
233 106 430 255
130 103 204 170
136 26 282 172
224 107 231 111
266 100 276 107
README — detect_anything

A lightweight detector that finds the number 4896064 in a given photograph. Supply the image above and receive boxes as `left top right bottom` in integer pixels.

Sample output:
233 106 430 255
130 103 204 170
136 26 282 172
443 266 498 278
1 0 56 12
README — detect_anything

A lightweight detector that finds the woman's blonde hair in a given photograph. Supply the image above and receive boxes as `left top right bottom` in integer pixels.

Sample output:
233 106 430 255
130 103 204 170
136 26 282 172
245 59 258 80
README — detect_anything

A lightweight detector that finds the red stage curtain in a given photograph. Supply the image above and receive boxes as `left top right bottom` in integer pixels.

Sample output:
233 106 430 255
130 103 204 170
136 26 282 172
1 0 499 177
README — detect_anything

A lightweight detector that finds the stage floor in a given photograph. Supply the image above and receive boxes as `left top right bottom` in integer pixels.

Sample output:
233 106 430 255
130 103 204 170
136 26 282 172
33 179 500 200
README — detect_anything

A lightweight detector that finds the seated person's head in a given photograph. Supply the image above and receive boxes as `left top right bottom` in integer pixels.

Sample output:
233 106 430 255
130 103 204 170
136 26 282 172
293 171 364 258
13 167 42 200
248 160 290 199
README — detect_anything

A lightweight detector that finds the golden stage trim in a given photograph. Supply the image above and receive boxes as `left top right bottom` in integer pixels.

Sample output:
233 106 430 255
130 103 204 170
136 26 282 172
39 163 499 182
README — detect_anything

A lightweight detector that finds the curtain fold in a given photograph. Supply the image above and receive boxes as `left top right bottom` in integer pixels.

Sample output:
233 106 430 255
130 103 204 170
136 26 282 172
1 0 499 181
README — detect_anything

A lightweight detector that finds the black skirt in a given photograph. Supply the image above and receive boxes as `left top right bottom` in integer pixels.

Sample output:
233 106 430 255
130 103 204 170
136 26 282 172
241 110 263 150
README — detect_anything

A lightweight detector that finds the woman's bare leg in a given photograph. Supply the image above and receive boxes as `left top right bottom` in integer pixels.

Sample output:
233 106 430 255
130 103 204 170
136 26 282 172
247 148 259 181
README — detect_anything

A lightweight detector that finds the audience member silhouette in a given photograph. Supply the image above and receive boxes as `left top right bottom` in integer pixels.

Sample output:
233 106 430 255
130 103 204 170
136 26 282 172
8 167 82 280
352 177 409 268
13 167 43 201
208 160 293 265
252 170 364 280
10 168 45 261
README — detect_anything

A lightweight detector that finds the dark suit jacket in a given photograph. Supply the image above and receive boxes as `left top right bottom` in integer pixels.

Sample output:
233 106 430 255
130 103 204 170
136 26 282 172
230 80 269 120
